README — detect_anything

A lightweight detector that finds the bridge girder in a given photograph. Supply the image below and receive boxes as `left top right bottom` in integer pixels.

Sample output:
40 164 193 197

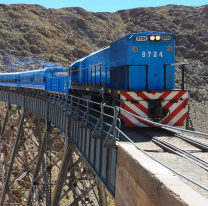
0 89 113 205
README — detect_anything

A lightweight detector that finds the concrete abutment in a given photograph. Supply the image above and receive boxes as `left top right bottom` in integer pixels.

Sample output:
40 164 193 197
115 142 208 206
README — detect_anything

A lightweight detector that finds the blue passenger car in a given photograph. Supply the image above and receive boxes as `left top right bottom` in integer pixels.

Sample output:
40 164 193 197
19 69 46 90
0 73 20 87
0 67 67 92
19 67 67 90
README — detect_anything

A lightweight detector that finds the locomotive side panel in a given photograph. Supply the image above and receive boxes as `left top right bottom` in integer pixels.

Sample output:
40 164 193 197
19 70 45 90
110 36 129 90
85 47 111 86
69 47 111 90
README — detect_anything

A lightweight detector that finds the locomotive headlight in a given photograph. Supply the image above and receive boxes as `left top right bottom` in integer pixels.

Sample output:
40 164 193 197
150 35 155 41
156 35 161 41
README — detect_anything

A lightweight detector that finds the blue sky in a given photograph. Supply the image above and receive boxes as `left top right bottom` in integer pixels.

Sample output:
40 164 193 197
0 0 207 12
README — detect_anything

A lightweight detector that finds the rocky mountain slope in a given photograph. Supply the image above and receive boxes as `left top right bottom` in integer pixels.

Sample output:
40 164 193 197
0 4 208 100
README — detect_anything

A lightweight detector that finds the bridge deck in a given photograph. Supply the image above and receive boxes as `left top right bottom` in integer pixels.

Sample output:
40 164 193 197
0 87 208 205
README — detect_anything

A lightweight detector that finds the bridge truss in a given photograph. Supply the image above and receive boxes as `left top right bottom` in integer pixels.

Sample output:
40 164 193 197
0 87 117 205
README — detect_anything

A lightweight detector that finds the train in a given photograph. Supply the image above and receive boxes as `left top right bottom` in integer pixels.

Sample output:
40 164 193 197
0 31 188 127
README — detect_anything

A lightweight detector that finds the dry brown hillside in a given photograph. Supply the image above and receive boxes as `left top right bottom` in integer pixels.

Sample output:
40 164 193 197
0 4 208 100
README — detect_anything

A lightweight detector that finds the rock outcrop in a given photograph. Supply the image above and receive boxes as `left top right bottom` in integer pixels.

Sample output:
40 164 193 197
0 4 208 100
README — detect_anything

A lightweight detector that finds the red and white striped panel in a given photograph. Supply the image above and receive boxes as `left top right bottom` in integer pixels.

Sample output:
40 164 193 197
120 91 188 127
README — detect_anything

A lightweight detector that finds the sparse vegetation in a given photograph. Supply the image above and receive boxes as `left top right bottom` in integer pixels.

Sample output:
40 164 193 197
0 4 208 101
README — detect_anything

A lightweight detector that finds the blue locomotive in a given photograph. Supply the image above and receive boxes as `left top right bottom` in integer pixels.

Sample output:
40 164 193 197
0 32 188 127
69 32 175 91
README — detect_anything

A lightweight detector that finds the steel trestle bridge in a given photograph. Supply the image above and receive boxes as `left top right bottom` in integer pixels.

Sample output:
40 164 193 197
0 86 118 205
1 86 208 205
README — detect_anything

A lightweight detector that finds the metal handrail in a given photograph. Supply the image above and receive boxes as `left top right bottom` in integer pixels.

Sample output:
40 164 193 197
1 86 208 193
115 125 208 192
190 105 208 109
119 107 208 137
189 112 208 117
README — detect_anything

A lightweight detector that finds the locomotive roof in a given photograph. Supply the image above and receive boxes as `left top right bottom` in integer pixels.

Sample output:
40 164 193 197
69 31 175 67
70 46 110 66
89 46 110 56
124 31 175 38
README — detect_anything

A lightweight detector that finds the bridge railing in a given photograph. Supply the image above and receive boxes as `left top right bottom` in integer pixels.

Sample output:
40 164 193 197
1 86 208 195
0 86 121 196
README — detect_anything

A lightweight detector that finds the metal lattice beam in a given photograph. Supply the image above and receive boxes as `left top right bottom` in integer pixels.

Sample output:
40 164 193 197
0 106 25 206
0 88 116 205
52 116 74 206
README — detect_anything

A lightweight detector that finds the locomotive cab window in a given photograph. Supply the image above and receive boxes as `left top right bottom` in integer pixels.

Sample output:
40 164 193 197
72 66 78 74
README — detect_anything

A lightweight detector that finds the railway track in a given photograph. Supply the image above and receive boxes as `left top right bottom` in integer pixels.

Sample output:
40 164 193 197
163 128 208 152
71 98 208 174
132 127 208 171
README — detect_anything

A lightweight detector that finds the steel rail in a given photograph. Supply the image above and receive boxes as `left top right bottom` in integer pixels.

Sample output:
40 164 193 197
162 128 208 151
136 130 208 170
155 139 208 169
115 126 208 192
184 126 208 133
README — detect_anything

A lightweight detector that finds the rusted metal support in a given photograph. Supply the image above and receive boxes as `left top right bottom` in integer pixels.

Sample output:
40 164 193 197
1 103 10 136
0 107 25 206
0 89 116 205
32 147 65 183
45 102 52 206
70 182 97 206
97 178 107 206
8 193 25 206
26 132 47 206
8 154 39 188
68 147 78 206
52 116 74 206
51 139 73 205
67 157 82 172
35 115 41 145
